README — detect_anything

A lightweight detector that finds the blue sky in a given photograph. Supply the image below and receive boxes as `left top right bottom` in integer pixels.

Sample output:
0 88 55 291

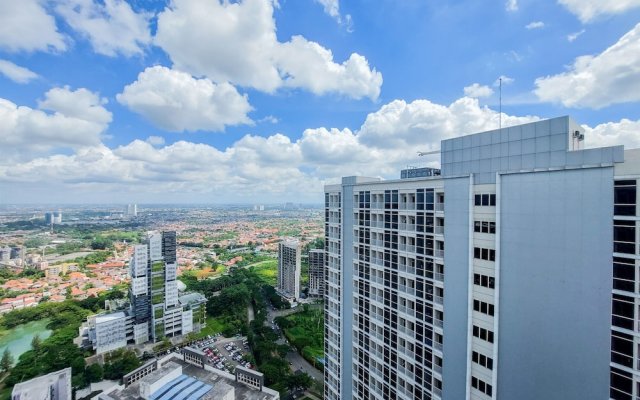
1 0 639 204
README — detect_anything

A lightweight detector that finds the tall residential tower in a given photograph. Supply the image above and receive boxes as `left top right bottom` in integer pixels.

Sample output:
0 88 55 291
78 231 207 354
308 249 326 297
325 116 635 400
278 240 301 301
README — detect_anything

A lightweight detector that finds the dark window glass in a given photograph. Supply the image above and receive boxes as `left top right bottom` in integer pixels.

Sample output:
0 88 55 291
482 194 489 206
490 194 496 206
475 195 481 206
614 225 635 242
615 186 636 205
610 367 633 400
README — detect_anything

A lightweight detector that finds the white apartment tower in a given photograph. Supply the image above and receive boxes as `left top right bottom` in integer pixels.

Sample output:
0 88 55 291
325 116 637 400
278 240 301 300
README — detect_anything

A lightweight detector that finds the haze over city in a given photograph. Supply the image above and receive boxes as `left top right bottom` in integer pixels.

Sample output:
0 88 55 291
1 0 640 204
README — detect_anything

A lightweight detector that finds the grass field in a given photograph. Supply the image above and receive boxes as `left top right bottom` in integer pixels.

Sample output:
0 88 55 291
250 259 278 286
193 316 229 339
193 265 226 280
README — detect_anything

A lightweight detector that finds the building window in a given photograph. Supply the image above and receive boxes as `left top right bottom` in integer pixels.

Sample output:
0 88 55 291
471 376 493 396
472 351 493 370
614 220 636 254
473 299 495 316
473 273 495 289
613 257 635 293
472 325 494 343
611 331 634 369
474 194 496 207
474 220 496 234
614 180 636 217
474 247 496 262
610 367 633 400
612 294 634 330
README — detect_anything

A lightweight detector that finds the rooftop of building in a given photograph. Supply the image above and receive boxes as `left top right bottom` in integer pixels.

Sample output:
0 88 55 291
103 357 276 400
178 292 207 306
279 238 300 247
327 116 627 190
12 367 71 400
95 311 126 323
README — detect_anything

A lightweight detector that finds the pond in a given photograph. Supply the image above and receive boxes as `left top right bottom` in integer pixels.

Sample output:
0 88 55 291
0 319 52 365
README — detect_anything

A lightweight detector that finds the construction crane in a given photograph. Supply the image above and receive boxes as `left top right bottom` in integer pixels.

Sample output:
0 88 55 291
417 150 439 156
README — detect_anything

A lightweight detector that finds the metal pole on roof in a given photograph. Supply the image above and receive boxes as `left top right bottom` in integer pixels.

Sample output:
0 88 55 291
499 77 502 130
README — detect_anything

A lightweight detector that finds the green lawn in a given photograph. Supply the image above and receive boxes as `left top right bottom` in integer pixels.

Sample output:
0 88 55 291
250 260 278 286
193 316 229 339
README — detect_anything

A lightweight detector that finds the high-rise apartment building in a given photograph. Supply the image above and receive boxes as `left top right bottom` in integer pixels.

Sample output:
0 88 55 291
278 240 301 300
308 249 326 297
78 231 207 354
127 204 138 217
325 116 636 400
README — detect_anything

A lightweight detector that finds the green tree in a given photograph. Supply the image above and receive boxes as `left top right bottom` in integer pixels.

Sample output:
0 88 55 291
0 348 13 372
286 372 313 391
85 363 104 383
31 334 42 353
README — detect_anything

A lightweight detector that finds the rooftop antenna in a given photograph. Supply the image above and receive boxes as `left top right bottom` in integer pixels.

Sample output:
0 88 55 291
499 77 502 130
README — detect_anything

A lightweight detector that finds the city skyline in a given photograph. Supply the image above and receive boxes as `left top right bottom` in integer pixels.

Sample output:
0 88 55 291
1 1 640 204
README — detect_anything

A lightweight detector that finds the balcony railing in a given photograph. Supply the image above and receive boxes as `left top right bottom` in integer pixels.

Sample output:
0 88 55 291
434 226 444 235
399 223 416 231
434 249 445 258
433 318 444 328
400 203 416 210
433 272 444 282
435 203 444 212
434 295 444 305
399 244 416 253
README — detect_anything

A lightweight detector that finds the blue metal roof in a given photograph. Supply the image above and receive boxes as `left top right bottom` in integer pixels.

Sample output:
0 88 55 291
150 375 212 400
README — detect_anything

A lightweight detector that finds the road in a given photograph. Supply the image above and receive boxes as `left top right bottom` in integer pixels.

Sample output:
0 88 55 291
265 304 324 382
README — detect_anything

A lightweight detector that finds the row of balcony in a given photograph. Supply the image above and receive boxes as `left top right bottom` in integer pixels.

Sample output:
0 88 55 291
364 202 445 211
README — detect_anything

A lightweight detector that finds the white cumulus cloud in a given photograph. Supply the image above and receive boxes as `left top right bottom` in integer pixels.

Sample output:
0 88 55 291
0 0 66 53
584 119 640 149
55 0 153 57
116 66 253 132
13 95 640 203
535 23 640 108
506 0 518 12
154 0 381 99
277 36 382 99
0 86 111 158
463 83 494 98
0 60 39 83
558 0 640 23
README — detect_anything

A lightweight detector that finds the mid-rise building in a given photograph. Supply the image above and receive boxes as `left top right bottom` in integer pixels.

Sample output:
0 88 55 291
12 367 72 400
99 350 280 400
325 116 634 400
308 249 325 297
277 240 301 300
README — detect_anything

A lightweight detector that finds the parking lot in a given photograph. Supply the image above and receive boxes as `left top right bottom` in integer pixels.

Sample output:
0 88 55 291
191 334 253 374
